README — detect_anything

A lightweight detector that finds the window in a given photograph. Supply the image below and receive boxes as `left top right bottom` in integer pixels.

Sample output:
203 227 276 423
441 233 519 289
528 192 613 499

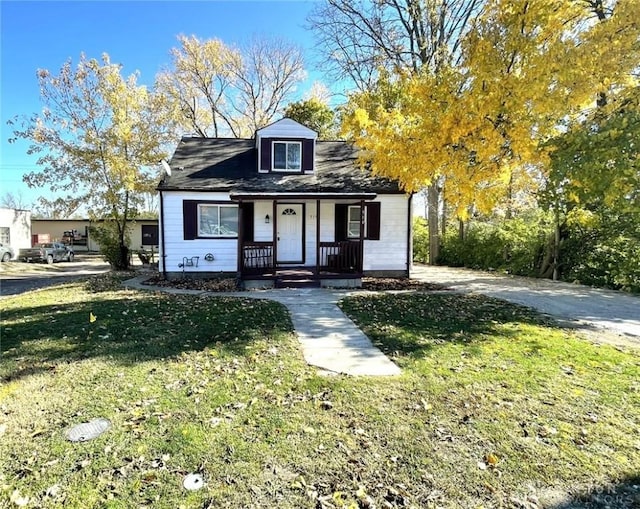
273 141 302 171
197 204 238 237
141 225 159 246
335 202 381 241
0 227 9 245
347 206 366 238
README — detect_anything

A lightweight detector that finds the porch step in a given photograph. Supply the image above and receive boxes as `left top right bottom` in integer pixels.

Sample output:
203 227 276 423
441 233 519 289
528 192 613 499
275 277 321 289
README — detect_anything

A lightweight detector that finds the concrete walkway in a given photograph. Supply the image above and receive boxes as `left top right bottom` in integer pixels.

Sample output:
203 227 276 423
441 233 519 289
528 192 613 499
123 276 401 376
412 264 640 340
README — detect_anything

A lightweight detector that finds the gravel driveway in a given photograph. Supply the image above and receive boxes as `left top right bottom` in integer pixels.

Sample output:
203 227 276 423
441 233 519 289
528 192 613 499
412 264 640 342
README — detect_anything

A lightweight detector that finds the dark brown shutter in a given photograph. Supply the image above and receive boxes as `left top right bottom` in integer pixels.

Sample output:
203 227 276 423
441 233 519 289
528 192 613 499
302 139 314 172
335 204 347 241
366 202 381 240
260 138 271 171
241 202 254 242
183 200 197 240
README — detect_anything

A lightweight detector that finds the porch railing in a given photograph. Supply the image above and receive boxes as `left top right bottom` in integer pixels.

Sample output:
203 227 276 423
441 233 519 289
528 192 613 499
319 241 361 273
242 242 274 274
240 240 361 276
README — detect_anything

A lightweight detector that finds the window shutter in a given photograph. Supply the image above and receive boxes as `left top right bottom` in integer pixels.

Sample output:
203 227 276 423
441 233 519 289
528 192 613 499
366 202 381 240
335 204 348 241
241 202 254 242
260 138 271 171
302 139 314 172
183 200 197 240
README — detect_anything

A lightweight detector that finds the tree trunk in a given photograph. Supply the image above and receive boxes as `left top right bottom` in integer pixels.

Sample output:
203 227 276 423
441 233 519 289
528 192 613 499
552 216 560 281
428 182 440 264
539 232 555 279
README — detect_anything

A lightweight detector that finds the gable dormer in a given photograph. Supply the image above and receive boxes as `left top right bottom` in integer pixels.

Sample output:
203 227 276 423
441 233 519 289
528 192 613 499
256 118 318 174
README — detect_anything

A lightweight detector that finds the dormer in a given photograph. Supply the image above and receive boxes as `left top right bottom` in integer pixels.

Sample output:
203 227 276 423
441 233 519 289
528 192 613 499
256 118 318 174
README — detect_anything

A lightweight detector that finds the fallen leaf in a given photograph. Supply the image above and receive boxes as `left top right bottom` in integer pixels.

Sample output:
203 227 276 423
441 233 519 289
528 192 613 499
30 428 46 438
45 484 61 498
486 453 499 466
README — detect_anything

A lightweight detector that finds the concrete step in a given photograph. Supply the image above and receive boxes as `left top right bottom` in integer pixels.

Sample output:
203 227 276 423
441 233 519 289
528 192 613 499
275 278 321 289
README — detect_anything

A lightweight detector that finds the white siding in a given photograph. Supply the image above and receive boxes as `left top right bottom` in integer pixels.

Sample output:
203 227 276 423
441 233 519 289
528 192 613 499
363 195 410 271
0 208 31 254
256 118 317 140
160 193 411 274
160 191 238 273
254 201 272 242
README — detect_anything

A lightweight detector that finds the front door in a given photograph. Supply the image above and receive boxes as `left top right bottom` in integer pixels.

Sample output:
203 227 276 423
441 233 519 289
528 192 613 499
276 204 303 263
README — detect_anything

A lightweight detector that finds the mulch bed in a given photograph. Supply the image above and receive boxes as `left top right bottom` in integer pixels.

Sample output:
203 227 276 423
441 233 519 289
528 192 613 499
140 274 447 292
360 277 448 292
141 274 240 292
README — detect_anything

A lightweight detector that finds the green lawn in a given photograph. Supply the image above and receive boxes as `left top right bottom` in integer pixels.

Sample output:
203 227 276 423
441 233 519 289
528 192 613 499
1 275 639 508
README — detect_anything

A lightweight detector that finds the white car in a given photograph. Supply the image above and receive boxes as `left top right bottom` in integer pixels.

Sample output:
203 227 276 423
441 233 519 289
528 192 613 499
0 243 14 262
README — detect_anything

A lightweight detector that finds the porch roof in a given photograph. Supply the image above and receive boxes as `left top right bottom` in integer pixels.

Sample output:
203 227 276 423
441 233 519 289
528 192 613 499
158 138 403 195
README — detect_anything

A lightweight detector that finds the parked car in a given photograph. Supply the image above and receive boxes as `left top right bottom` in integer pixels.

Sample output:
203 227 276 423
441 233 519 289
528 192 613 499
18 242 74 264
0 243 14 262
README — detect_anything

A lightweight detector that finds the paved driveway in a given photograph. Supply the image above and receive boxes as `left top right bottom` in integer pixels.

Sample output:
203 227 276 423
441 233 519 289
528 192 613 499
412 264 640 340
0 255 110 297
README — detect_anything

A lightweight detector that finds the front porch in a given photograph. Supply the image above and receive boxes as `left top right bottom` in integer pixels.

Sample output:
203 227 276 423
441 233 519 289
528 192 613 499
241 241 363 288
234 194 375 286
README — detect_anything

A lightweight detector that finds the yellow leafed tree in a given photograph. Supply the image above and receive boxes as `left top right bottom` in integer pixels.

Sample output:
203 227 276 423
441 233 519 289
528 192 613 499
11 54 174 269
342 0 640 221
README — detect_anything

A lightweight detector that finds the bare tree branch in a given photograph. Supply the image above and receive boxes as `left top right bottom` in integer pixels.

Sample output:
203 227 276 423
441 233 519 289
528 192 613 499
307 0 483 88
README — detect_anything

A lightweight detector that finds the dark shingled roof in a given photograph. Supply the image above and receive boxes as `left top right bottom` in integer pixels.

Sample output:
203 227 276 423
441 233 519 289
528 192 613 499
158 137 402 195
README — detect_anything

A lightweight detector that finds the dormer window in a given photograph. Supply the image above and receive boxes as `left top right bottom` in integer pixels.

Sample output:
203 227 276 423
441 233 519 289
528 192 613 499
256 118 317 173
273 141 301 171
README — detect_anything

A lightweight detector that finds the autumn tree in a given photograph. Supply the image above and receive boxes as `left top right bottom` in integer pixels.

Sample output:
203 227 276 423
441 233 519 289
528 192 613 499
10 54 173 268
284 98 336 139
309 0 483 263
155 35 240 138
547 86 640 216
341 0 640 264
32 196 83 219
157 35 305 138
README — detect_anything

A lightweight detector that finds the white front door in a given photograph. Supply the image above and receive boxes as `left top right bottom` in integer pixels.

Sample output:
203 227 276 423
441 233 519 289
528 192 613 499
276 204 303 263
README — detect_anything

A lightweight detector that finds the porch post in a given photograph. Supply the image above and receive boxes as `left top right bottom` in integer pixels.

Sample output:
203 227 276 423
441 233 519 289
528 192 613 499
315 199 320 275
237 199 243 278
272 199 277 274
359 199 365 274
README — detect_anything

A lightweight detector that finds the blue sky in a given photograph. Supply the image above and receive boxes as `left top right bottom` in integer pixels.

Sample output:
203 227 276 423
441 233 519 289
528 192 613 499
0 0 331 208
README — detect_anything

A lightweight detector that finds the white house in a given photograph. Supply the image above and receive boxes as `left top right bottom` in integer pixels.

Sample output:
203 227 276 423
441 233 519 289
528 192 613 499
0 207 31 259
157 118 413 287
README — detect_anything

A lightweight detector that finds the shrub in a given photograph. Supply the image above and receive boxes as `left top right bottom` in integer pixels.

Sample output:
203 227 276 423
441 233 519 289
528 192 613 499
89 222 131 270
412 216 429 263
439 211 553 277
561 211 640 292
